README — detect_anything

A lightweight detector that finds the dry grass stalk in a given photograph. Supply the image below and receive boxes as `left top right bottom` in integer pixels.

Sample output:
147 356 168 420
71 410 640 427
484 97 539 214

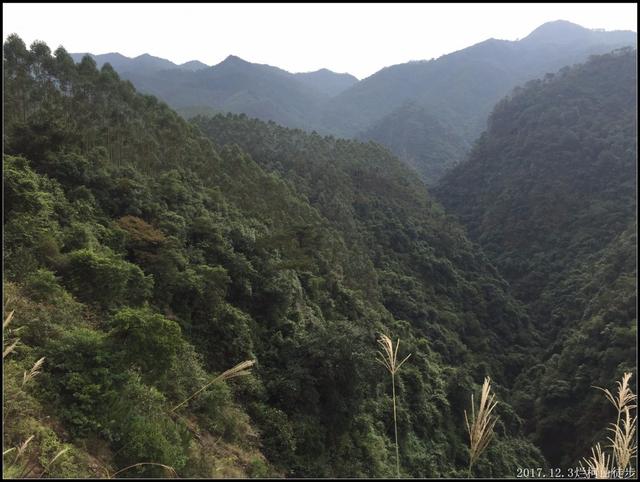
580 443 611 479
3 309 19 359
39 447 71 478
47 447 70 467
464 376 498 475
3 435 35 477
583 372 637 478
3 310 15 329
607 406 637 472
171 359 255 413
22 357 45 386
376 333 411 478
3 339 20 359
109 462 178 478
595 372 637 422
11 435 35 465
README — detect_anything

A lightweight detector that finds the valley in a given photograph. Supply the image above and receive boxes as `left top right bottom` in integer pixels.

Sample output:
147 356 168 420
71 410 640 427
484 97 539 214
2 13 637 479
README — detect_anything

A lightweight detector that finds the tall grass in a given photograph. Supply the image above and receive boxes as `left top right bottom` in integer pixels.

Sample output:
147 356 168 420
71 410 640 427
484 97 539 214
608 407 637 473
3 310 19 359
108 462 178 478
582 443 611 479
581 372 637 478
171 359 255 412
376 334 411 478
464 376 498 477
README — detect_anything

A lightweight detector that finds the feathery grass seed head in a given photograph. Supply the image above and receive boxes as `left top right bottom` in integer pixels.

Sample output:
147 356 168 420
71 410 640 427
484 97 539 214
465 376 499 470
22 357 45 386
376 333 411 376
607 406 637 471
580 443 611 479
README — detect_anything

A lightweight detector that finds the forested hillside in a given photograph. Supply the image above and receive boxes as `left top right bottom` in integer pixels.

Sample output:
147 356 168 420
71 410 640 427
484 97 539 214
435 48 637 468
3 35 546 478
70 21 636 185
325 21 636 183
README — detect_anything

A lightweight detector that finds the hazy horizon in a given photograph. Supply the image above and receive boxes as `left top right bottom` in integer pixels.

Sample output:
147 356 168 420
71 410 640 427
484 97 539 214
3 3 638 79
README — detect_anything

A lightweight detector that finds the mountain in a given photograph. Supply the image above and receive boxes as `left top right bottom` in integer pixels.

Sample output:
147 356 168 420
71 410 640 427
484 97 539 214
294 68 358 97
356 102 472 183
69 52 357 129
434 49 637 468
322 21 636 183
121 55 330 130
70 21 635 184
70 51 179 72
521 19 636 45
70 52 208 73
179 59 209 71
4 34 544 478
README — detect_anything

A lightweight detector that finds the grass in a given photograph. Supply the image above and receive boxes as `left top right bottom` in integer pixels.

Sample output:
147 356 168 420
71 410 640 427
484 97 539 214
3 310 19 359
464 376 498 477
376 333 411 478
108 462 178 478
22 357 45 386
581 443 611 479
171 359 255 413
581 372 637 478
607 407 637 474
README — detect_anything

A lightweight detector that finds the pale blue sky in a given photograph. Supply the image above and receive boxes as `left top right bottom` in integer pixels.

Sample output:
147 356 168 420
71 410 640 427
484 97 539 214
3 3 637 79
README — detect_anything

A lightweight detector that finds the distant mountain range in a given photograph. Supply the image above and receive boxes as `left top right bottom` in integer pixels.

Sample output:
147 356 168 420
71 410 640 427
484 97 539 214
69 51 207 72
71 20 636 183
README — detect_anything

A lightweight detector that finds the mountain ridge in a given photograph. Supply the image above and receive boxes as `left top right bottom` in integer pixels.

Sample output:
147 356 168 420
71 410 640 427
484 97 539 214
68 20 634 185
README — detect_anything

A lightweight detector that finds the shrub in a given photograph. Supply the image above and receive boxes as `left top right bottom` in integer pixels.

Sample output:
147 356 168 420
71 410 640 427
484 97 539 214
108 307 182 380
24 269 65 302
62 249 152 309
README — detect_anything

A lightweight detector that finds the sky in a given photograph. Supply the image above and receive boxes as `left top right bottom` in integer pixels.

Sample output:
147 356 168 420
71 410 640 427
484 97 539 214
3 3 637 79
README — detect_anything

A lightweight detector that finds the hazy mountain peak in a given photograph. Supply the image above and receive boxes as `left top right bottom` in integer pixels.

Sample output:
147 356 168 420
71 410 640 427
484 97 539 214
131 53 177 69
221 54 249 64
522 19 636 45
180 60 209 71
293 68 358 97
523 20 587 41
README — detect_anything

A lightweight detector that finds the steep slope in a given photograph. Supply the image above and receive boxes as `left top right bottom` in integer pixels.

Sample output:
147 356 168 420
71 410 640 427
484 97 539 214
194 113 541 373
323 21 636 182
357 102 472 183
434 49 637 467
4 35 544 478
515 222 636 468
194 113 549 475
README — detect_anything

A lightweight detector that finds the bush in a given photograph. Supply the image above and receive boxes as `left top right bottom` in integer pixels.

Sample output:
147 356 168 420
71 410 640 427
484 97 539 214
110 375 190 476
41 327 125 438
108 307 182 380
62 249 153 309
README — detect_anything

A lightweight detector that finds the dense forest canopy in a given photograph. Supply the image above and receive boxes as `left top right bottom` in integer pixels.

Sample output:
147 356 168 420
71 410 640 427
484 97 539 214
3 34 548 478
435 48 637 468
